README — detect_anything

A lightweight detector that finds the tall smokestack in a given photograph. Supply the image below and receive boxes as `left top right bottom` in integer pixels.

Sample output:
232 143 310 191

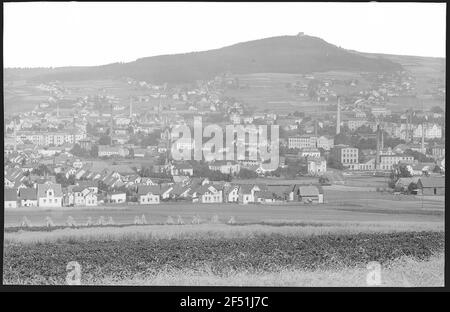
376 124 381 170
381 125 384 150
110 103 114 136
336 96 341 135
13 120 17 152
129 98 133 118
421 123 425 153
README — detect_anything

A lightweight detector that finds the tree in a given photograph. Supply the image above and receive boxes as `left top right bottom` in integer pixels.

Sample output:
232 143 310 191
236 168 258 179
70 144 86 157
98 135 111 145
430 106 444 114
404 149 434 162
407 182 418 194
90 145 99 158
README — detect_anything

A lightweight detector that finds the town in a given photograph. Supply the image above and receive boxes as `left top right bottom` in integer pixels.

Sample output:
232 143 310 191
4 70 445 210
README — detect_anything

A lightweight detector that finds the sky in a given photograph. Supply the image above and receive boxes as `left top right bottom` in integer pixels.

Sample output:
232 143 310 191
3 2 447 68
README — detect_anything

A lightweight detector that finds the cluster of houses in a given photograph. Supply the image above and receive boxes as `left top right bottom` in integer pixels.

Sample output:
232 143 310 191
4 175 326 208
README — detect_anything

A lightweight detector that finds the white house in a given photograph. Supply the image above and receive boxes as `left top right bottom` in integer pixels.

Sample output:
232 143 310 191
37 183 63 207
137 185 161 204
226 185 240 203
107 192 126 204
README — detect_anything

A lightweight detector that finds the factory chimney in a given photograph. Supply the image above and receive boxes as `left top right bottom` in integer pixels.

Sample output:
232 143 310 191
421 123 425 154
375 124 381 170
110 103 114 136
129 98 133 118
336 96 341 135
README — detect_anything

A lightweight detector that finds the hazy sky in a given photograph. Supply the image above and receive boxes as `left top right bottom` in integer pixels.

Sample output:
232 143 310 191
4 2 447 68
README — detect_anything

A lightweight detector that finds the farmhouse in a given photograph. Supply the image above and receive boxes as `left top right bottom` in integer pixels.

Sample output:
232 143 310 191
292 185 324 203
4 188 18 208
137 185 161 204
37 183 63 207
416 177 445 196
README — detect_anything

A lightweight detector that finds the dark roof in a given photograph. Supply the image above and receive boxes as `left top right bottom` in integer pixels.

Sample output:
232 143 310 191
418 177 445 188
137 185 161 195
19 188 37 200
4 189 18 201
37 183 63 197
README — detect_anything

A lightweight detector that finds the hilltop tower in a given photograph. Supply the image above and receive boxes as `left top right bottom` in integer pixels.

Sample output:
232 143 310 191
336 96 341 135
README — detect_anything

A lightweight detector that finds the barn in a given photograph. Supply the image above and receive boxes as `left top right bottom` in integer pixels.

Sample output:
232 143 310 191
416 177 445 196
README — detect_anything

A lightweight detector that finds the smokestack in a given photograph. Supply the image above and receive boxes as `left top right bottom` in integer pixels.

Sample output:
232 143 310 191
13 120 17 152
110 103 114 136
129 98 133 118
381 126 384 150
421 123 425 153
376 124 381 170
336 97 341 135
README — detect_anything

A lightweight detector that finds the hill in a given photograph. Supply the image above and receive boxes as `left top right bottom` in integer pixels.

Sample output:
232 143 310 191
7 35 403 84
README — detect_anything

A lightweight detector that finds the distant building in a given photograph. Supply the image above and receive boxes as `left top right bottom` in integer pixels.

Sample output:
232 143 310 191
432 145 445 159
98 145 129 158
379 154 414 171
288 135 316 149
209 161 241 175
307 157 327 176
331 145 359 170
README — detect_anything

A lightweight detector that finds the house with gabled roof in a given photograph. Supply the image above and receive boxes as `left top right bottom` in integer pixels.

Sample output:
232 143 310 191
224 184 240 203
170 183 191 200
193 184 223 203
292 184 323 203
137 185 161 204
417 177 445 196
37 183 63 207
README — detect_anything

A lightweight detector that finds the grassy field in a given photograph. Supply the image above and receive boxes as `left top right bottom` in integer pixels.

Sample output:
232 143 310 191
4 193 444 228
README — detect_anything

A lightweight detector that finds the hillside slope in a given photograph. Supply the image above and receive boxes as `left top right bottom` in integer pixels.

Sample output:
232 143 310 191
9 35 403 84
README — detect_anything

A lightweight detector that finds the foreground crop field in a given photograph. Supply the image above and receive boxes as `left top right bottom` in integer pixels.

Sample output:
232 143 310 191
3 226 444 286
4 189 444 286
